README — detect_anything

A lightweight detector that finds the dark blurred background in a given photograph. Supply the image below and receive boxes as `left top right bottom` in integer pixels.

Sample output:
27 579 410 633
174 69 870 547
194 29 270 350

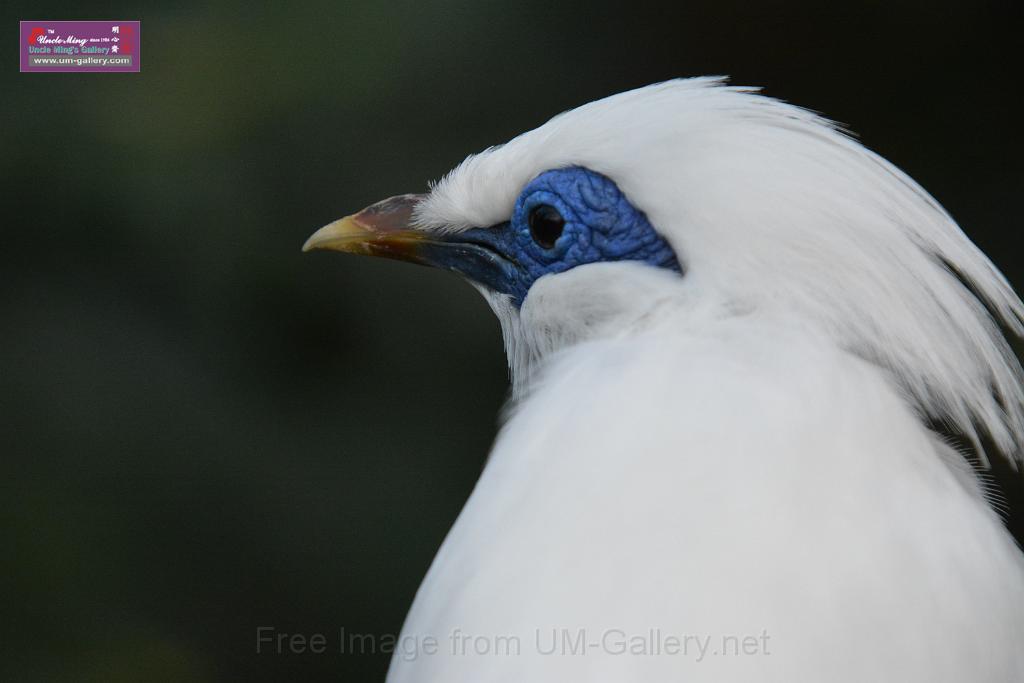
2 1 1022 680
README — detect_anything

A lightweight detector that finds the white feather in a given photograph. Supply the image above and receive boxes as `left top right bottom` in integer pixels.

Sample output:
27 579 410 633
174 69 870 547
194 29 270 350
389 295 1024 681
416 77 1024 463
384 79 1024 681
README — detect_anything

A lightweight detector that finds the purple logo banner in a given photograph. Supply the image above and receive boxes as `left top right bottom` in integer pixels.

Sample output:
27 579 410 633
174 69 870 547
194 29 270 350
20 20 141 73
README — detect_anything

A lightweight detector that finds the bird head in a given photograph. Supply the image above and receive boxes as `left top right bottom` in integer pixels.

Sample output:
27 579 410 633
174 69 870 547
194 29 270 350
305 78 1024 463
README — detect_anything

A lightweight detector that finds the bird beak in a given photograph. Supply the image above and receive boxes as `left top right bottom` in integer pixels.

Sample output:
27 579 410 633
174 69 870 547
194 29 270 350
302 194 431 262
304 193 521 298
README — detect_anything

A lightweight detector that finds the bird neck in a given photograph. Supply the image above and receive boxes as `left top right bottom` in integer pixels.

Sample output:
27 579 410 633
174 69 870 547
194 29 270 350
388 315 1024 682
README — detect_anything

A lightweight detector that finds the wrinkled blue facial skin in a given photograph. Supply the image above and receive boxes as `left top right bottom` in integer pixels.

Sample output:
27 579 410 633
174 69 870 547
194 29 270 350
426 166 682 307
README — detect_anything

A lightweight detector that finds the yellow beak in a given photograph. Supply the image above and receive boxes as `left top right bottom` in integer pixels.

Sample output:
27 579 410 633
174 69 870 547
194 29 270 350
302 193 429 257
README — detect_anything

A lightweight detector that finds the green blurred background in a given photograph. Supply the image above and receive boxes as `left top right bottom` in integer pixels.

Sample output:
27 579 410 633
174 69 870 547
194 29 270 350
2 1 1022 680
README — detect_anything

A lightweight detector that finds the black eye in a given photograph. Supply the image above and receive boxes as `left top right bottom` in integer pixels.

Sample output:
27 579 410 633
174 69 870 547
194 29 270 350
528 204 565 249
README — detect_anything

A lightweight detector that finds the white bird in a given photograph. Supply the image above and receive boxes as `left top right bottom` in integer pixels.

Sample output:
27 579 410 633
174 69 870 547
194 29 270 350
304 78 1024 682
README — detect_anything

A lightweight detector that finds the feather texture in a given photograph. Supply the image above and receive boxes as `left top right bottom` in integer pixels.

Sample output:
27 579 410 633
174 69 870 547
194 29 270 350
416 78 1024 465
389 308 1024 681
380 79 1024 681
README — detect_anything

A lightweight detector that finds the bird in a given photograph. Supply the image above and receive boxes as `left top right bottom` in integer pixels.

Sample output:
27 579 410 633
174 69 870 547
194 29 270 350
303 78 1024 682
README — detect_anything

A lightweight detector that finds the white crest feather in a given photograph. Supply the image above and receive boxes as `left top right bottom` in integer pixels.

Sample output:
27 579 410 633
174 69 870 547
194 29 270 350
414 77 1024 466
